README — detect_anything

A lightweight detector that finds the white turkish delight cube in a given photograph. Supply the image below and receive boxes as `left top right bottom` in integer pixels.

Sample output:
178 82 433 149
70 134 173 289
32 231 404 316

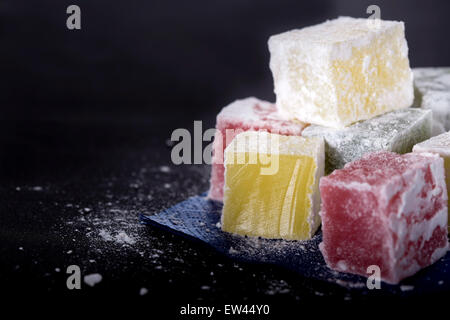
269 17 414 129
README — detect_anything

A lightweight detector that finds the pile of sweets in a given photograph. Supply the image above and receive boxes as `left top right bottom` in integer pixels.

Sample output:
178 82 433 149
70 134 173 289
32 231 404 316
208 17 449 284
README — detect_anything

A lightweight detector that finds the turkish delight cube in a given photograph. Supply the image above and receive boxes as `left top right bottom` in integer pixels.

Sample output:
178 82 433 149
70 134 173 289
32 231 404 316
221 131 324 240
302 108 432 174
268 17 414 128
208 97 306 201
414 131 450 232
320 151 448 284
413 67 450 136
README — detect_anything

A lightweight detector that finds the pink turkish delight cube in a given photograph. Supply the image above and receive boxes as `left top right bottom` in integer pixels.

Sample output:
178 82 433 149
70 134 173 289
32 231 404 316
208 97 306 201
319 151 448 284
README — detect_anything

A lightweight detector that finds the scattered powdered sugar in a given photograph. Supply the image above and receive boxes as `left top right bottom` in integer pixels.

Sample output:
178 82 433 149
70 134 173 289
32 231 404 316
159 166 171 173
400 285 414 292
16 185 45 192
54 163 211 294
334 279 366 289
84 273 103 287
139 287 148 296
115 231 136 245
265 279 290 295
98 229 114 241
98 229 136 245
223 232 317 262
66 204 144 252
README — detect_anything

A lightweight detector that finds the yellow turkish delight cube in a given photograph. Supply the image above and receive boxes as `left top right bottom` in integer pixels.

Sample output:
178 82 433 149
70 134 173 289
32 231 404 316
221 131 324 240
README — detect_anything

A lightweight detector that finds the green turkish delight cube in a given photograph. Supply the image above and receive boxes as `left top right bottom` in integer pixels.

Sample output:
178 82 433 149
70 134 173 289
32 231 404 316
302 108 432 174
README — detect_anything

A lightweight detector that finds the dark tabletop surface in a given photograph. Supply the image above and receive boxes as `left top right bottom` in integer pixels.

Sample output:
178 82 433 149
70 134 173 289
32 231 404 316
2 0 450 314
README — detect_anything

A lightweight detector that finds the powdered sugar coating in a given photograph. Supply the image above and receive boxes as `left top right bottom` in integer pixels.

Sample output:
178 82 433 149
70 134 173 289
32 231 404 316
269 17 401 46
217 97 306 135
326 151 438 187
302 108 432 174
413 67 450 135
413 131 450 157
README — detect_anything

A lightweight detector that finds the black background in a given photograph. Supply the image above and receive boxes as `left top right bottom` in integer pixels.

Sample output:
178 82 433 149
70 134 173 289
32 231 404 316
1 0 450 313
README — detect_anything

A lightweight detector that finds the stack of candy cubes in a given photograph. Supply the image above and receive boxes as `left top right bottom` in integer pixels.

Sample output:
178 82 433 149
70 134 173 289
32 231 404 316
208 17 449 284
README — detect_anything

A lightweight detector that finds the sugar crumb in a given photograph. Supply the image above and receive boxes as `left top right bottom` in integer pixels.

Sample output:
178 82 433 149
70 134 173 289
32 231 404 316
84 273 102 287
400 285 414 292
